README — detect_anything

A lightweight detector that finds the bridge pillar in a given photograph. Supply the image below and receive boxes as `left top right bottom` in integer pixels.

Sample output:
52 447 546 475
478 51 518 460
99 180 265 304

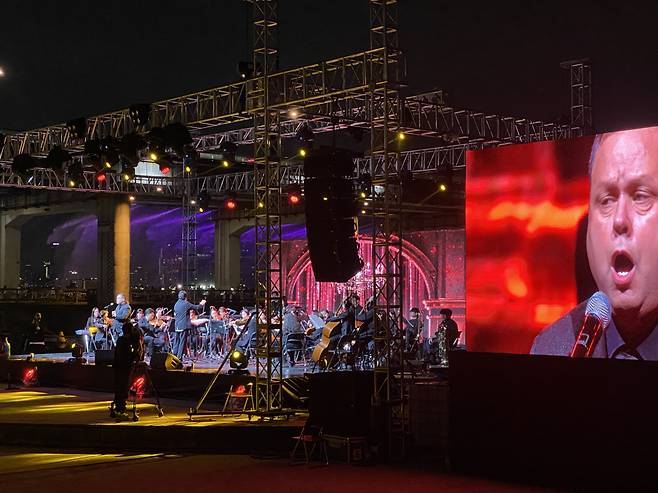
97 196 131 305
0 211 21 288
214 217 252 290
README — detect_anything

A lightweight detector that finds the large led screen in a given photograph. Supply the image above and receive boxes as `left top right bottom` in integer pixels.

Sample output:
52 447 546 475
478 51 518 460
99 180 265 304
466 125 658 359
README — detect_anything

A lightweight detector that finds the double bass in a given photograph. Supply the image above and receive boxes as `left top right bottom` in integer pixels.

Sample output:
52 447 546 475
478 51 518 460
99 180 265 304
311 321 341 369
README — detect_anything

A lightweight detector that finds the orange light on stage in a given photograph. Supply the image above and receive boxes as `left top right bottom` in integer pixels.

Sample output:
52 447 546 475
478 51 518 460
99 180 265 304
288 194 301 205
22 367 38 386
159 163 171 174
225 198 237 210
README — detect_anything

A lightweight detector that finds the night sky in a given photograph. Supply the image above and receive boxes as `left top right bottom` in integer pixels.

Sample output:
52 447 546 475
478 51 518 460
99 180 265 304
1 0 657 134
3 1 658 286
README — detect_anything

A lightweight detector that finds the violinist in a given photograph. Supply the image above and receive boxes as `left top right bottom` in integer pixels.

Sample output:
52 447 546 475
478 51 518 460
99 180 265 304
143 308 166 357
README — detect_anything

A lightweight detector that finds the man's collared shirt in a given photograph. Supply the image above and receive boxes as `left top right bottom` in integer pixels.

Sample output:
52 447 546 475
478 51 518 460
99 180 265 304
605 320 658 361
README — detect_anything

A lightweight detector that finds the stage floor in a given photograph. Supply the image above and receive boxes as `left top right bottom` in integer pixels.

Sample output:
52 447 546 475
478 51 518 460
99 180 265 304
0 387 304 427
14 352 316 377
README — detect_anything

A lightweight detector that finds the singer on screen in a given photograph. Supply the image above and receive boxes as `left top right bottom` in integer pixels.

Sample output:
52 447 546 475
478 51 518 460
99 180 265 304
531 126 658 360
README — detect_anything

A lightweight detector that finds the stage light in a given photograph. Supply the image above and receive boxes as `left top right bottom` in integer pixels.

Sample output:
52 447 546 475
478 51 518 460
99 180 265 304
438 183 447 192
156 186 163 192
257 201 264 209
285 184 302 206
197 191 211 212
229 349 248 370
190 200 196 205
129 195 135 202
397 131 406 141
67 162 83 187
95 169 107 182
0 67 5 77
356 173 372 199
185 165 192 173
289 194 301 205
225 195 237 210
323 196 328 201
121 166 135 182
162 123 193 155
129 103 151 127
237 61 254 79
65 117 87 140
22 366 38 386
149 151 158 161
159 162 171 174
299 148 307 158
222 159 230 168
71 344 84 359
361 209 367 214
288 108 299 119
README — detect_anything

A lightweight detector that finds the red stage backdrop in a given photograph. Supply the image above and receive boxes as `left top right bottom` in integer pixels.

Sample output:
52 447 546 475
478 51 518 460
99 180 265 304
466 135 595 353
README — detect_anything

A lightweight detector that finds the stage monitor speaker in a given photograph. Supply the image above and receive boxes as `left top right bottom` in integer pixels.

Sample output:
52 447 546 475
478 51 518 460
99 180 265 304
95 349 115 366
150 352 183 371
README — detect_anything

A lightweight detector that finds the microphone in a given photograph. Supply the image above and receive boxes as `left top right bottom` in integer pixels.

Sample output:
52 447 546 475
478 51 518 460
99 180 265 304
104 302 115 310
570 291 612 358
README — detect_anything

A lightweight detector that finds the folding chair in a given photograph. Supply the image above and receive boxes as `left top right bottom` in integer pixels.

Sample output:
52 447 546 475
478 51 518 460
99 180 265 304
291 420 328 464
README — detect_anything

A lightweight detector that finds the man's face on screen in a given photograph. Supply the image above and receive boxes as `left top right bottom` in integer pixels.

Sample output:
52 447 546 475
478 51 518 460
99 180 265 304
587 127 658 322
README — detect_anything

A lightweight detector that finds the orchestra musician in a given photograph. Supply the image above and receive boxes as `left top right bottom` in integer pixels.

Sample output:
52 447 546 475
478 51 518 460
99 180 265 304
111 293 131 338
405 307 424 353
84 306 105 351
173 290 206 359
142 308 166 358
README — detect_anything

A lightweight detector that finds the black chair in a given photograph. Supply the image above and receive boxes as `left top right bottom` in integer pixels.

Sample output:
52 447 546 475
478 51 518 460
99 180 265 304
284 332 306 366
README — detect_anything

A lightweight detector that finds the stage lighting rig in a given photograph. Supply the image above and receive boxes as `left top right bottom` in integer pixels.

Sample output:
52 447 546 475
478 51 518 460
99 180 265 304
66 161 84 187
229 349 248 371
197 191 211 213
120 158 136 182
224 194 238 210
118 133 145 167
12 153 42 180
65 117 87 140
129 103 151 128
162 123 193 155
95 169 107 182
356 173 372 199
45 146 73 170
296 123 314 157
285 184 303 206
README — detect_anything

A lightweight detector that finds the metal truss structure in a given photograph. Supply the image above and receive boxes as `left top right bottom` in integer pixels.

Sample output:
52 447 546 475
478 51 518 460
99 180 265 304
0 0 595 457
250 0 285 416
368 0 406 460
561 58 593 136
181 160 199 290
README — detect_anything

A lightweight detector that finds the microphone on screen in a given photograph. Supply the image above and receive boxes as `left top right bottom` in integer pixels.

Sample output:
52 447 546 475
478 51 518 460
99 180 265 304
570 291 612 358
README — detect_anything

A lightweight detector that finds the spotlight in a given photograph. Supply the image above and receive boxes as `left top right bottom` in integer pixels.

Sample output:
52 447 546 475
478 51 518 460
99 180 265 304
237 61 254 79
156 186 163 192
129 195 135 202
257 201 264 209
229 349 248 370
120 159 135 182
149 151 158 161
397 131 406 141
22 366 38 386
67 161 83 187
95 169 107 182
65 117 87 140
285 184 302 206
224 195 237 210
197 191 211 212
356 173 372 199
129 103 151 127
71 344 84 359
438 183 447 192
184 165 192 173
299 148 307 158
288 108 300 119
221 159 230 168
159 162 171 174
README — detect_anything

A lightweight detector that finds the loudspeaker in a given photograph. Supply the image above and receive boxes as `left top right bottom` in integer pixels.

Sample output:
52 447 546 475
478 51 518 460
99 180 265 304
150 352 183 371
304 178 363 282
95 349 115 366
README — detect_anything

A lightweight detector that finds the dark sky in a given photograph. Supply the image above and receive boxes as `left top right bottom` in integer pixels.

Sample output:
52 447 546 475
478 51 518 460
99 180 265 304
1 1 657 134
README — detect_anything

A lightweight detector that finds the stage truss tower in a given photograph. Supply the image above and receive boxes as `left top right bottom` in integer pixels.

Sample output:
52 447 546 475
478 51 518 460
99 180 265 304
561 58 593 136
369 0 407 459
181 158 198 292
249 0 284 415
